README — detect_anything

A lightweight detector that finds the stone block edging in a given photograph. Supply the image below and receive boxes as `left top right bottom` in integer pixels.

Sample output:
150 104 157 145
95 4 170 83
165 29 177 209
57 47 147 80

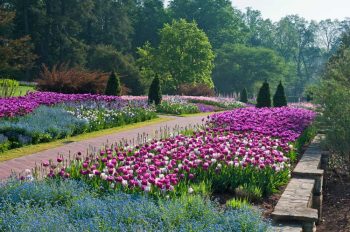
271 134 328 232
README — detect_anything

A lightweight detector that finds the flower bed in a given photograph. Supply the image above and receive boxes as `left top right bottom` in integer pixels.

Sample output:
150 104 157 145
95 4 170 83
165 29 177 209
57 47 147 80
42 107 315 199
0 92 243 118
0 92 245 152
207 107 316 142
156 95 244 115
0 101 156 151
0 179 270 231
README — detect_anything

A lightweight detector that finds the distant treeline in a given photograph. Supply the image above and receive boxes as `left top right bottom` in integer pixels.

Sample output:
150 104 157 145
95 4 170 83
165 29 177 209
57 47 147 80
0 0 349 97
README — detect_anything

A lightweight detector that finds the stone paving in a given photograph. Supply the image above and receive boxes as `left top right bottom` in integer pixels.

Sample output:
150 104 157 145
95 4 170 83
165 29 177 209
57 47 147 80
0 115 206 180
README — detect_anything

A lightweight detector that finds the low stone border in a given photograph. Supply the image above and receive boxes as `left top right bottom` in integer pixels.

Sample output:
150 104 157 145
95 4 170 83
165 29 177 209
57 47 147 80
271 134 328 232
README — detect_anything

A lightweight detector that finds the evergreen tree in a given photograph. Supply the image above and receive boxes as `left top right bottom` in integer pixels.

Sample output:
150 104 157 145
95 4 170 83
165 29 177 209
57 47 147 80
273 81 287 107
148 76 162 105
256 80 271 108
105 71 121 96
240 88 248 103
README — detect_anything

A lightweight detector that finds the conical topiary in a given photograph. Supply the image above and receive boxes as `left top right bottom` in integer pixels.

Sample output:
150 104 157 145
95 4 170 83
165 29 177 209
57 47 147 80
148 76 162 105
273 81 287 107
240 88 248 103
105 71 121 96
256 80 271 108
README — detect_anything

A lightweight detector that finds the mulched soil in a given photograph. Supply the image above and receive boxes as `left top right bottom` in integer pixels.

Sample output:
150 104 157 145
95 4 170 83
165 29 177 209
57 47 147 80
317 170 350 232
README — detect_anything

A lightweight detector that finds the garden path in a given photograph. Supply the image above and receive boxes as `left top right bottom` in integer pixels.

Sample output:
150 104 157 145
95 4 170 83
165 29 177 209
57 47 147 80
0 115 206 180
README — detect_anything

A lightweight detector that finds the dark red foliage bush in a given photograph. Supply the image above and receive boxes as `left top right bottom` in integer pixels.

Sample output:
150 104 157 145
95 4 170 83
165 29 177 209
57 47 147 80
36 64 109 94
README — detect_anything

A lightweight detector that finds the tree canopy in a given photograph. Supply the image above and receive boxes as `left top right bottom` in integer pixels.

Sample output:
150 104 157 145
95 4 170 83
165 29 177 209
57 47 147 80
213 44 287 94
138 19 215 93
0 0 348 97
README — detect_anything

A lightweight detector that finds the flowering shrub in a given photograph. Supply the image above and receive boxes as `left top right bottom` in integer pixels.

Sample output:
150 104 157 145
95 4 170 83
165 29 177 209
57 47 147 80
207 107 316 143
0 179 270 231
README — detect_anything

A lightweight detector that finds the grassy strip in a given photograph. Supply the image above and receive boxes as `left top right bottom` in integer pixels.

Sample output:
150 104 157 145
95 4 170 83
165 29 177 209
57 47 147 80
179 111 227 117
157 111 226 118
0 117 171 162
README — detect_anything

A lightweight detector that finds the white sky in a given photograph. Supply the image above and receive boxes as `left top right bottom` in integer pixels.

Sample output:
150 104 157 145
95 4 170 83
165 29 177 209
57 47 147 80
165 0 350 22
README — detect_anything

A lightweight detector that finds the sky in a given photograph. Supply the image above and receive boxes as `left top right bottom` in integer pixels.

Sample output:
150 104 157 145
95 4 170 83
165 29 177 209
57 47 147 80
165 0 350 22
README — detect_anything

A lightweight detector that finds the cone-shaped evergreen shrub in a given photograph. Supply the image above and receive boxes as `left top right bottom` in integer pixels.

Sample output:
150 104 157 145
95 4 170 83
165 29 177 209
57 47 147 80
105 71 121 96
256 80 271 108
273 81 287 107
240 88 248 103
148 76 162 105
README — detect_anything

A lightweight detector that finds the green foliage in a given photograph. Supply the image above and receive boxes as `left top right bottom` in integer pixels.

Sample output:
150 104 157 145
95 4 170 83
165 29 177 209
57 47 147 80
159 18 214 91
177 83 215 96
240 88 248 103
136 42 158 92
133 0 168 48
213 44 287 94
256 81 271 108
87 45 142 95
235 184 263 202
273 81 287 107
316 81 350 170
1 0 344 98
138 19 215 93
148 76 162 105
290 124 317 163
226 198 251 209
169 0 247 48
0 134 10 152
187 99 245 110
188 181 212 197
105 72 121 96
0 8 36 79
0 78 19 97
315 32 350 172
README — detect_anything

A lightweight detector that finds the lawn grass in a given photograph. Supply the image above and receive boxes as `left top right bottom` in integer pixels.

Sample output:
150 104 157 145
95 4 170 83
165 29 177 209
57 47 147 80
179 111 226 117
0 117 171 162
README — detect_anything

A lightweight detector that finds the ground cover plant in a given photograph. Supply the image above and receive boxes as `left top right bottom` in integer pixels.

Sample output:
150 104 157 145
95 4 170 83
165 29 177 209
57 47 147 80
0 179 270 232
41 107 315 200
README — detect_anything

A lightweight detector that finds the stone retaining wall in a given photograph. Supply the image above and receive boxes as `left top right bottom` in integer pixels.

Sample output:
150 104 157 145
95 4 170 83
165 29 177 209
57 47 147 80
271 134 328 232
